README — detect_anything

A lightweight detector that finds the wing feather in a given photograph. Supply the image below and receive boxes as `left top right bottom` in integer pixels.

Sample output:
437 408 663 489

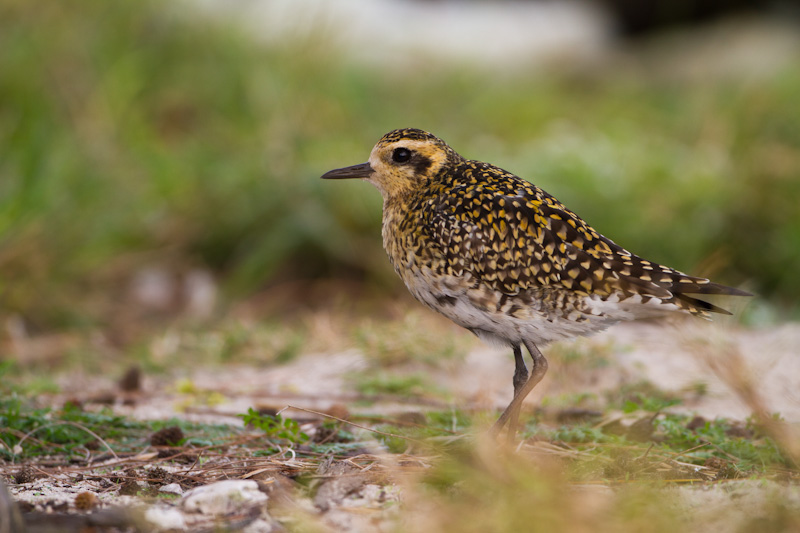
423 163 748 316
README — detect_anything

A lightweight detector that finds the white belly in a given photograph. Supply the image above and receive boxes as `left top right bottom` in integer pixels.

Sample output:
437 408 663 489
400 266 622 348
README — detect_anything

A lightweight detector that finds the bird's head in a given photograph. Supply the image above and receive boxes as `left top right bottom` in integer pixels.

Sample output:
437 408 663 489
321 128 460 198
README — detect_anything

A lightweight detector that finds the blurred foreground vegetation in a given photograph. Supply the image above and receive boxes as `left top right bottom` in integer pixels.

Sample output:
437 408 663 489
2 386 799 532
2 1 799 334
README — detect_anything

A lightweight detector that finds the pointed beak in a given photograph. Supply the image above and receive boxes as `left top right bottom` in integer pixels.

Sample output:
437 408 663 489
321 162 373 180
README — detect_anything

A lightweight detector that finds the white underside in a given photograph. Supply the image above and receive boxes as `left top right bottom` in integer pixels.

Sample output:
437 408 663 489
402 267 682 348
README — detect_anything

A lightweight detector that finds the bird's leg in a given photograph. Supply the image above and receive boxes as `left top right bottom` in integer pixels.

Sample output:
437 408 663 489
511 344 528 396
491 340 548 439
506 345 527 441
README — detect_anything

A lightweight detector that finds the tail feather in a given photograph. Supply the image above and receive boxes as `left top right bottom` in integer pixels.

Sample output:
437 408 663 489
670 279 751 317
672 278 753 297
589 239 751 318
674 293 733 316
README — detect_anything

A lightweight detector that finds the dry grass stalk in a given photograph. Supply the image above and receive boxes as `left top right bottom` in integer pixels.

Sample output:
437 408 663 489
688 331 800 464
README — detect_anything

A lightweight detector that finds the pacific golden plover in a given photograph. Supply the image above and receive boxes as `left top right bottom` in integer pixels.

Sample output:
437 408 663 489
322 128 750 437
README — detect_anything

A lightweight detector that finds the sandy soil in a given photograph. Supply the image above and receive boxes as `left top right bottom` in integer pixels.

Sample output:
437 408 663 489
68 320 798 426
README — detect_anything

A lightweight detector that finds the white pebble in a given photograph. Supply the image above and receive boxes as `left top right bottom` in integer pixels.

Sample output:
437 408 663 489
181 480 267 516
159 483 184 495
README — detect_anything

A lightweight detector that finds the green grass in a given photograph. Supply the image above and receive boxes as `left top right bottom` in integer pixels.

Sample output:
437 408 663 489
0 396 229 460
1 1 800 334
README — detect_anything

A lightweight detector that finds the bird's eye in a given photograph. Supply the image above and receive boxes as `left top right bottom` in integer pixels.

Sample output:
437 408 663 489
392 148 412 163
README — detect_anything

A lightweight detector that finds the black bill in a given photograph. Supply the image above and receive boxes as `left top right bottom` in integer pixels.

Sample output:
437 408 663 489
321 162 373 180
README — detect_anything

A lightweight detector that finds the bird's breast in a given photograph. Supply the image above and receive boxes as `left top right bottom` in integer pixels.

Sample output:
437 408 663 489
382 198 439 272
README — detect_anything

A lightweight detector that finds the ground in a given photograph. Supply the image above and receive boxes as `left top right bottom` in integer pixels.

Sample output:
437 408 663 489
2 315 799 532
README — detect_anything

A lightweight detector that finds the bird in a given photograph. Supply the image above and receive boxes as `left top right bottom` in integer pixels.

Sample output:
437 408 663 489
321 128 750 439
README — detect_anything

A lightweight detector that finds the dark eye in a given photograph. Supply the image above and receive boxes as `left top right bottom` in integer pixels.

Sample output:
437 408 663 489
392 147 412 163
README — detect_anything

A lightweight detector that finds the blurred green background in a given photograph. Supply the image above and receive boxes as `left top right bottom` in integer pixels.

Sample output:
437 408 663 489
2 1 799 339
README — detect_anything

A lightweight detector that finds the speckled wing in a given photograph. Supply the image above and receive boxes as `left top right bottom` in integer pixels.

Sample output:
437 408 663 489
427 162 747 317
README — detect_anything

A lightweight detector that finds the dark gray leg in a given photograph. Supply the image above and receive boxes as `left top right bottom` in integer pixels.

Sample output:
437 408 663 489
512 344 528 397
507 345 527 440
491 340 548 439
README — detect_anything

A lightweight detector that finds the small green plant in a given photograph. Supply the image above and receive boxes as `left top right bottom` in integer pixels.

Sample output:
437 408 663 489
238 408 309 444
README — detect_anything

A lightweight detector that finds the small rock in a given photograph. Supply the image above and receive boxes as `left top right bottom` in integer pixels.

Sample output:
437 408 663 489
145 506 188 531
181 480 268 516
160 483 184 495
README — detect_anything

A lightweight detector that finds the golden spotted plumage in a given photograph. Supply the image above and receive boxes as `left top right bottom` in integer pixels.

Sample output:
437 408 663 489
322 128 750 437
